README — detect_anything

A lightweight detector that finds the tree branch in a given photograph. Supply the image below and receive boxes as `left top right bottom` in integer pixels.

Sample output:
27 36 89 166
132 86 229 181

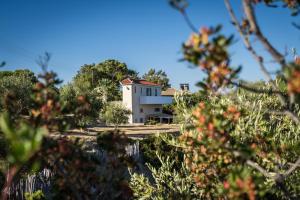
224 0 286 105
181 10 198 33
230 80 285 95
224 0 300 125
242 0 286 67
284 157 300 177
1 165 18 200
246 160 275 178
292 22 300 30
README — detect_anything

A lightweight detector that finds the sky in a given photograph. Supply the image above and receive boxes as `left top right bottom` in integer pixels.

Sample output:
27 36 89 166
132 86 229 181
0 0 299 91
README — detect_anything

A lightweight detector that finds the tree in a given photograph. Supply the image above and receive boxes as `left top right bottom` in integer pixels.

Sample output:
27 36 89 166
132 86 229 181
142 68 170 90
93 79 121 103
0 62 5 68
0 70 37 118
60 83 77 111
0 69 37 83
73 59 138 101
60 83 103 127
102 102 131 129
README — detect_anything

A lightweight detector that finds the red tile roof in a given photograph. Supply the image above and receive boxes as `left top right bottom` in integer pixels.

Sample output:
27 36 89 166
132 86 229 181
121 78 133 85
121 78 160 86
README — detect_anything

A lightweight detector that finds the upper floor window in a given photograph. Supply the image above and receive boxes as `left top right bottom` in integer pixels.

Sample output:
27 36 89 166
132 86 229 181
155 88 158 96
134 86 136 93
146 88 152 96
140 87 142 94
154 108 160 112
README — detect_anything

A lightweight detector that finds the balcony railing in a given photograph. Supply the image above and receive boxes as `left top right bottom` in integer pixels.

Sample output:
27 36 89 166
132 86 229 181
140 96 172 105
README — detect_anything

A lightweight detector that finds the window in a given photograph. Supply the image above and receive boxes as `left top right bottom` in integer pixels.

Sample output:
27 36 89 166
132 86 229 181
140 118 144 123
134 86 136 93
140 88 142 94
146 88 152 96
155 88 158 96
154 108 160 112
140 108 143 113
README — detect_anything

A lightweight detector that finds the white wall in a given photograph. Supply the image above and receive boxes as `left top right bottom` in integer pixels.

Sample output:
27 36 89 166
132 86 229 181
122 85 133 123
122 83 163 124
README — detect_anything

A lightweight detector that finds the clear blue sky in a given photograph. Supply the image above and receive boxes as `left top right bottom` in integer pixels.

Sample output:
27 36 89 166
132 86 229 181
0 0 299 91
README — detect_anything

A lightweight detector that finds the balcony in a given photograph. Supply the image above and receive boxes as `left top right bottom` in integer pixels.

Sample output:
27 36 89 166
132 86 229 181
140 96 173 105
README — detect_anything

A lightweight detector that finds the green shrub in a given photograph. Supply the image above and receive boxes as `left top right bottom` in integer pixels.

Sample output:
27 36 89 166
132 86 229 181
25 190 45 200
130 155 201 199
102 102 131 129
0 72 35 118
139 134 183 169
144 119 158 125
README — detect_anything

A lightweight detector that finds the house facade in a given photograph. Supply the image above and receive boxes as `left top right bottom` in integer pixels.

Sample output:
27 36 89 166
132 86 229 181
121 78 173 124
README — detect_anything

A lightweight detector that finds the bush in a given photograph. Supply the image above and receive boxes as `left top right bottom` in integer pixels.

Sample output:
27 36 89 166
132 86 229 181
60 84 103 128
25 190 45 200
172 84 300 199
139 134 183 169
102 102 131 129
144 119 158 125
130 155 201 199
0 73 34 118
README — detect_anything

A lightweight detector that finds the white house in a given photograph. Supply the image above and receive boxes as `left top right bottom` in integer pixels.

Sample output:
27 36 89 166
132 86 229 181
121 78 173 124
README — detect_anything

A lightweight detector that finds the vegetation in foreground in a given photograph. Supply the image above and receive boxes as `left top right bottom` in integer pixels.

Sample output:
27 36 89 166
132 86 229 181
0 0 300 199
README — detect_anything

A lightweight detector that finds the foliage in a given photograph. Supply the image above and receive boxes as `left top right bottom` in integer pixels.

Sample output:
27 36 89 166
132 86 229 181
167 0 300 199
162 103 175 115
130 154 201 200
0 70 37 118
95 130 134 199
73 59 138 101
142 68 171 90
139 134 183 169
144 119 159 125
162 91 204 119
60 83 103 127
172 90 205 125
1 1 300 199
93 78 121 102
25 190 45 200
159 84 300 199
0 69 37 83
0 62 5 68
30 70 63 130
59 83 77 112
102 102 131 128
183 25 240 92
35 135 133 200
255 0 300 16
0 55 133 199
0 113 47 166
283 60 300 104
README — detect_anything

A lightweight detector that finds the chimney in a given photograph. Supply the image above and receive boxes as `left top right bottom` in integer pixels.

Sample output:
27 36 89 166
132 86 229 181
180 83 189 91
